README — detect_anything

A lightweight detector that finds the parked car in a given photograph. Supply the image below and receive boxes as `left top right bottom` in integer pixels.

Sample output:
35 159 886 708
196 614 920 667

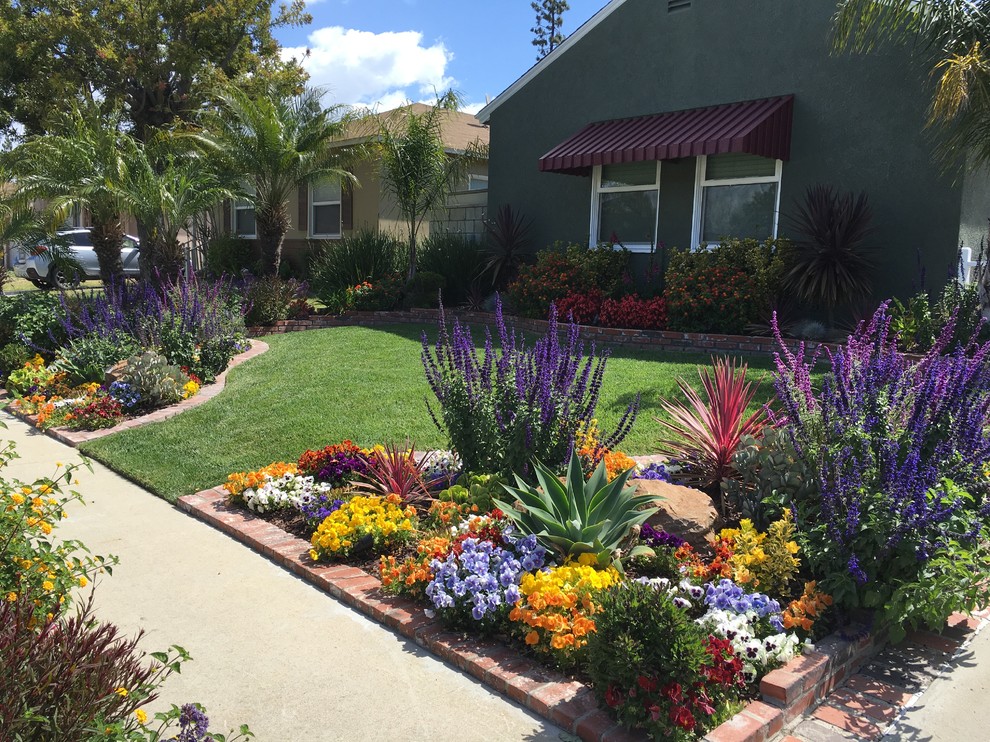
11 228 141 289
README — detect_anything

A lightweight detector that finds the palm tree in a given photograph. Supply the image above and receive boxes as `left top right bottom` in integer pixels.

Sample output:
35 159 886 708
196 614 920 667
833 1 990 165
116 138 233 281
195 85 352 276
375 91 483 282
11 106 132 285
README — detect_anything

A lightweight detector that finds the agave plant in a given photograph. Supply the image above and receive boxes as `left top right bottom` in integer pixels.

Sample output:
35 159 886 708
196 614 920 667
352 441 433 505
655 357 767 514
493 449 660 569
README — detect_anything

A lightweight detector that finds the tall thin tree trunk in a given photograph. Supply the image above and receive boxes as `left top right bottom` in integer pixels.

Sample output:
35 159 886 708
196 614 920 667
137 223 156 283
406 217 418 283
89 216 125 288
257 212 288 276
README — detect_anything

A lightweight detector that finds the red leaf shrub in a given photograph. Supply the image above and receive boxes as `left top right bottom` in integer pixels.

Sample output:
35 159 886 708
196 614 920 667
554 290 604 325
600 294 667 330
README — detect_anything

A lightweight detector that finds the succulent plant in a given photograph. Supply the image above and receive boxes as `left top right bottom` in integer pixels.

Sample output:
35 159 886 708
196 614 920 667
118 350 187 408
494 449 661 569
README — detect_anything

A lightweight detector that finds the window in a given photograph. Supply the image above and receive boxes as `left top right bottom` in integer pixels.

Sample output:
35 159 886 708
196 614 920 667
467 174 489 191
234 186 256 238
692 153 781 248
310 179 342 238
590 161 660 251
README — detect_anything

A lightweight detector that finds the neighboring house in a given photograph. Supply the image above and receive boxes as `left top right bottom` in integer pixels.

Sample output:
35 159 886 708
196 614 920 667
478 0 990 301
222 104 490 273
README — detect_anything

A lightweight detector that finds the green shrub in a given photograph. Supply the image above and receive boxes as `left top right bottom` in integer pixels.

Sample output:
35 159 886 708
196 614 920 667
437 473 505 513
890 278 986 353
204 232 258 277
119 351 189 409
243 276 306 326
0 343 31 377
406 270 446 308
586 583 743 739
309 230 406 302
53 333 139 385
347 273 404 311
665 238 787 334
722 429 814 530
1 292 66 353
417 232 487 304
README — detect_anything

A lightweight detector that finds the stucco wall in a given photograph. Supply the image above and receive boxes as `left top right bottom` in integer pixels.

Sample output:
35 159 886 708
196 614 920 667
486 0 972 301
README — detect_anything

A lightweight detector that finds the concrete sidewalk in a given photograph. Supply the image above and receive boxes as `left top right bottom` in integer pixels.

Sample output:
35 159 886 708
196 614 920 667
1 413 564 742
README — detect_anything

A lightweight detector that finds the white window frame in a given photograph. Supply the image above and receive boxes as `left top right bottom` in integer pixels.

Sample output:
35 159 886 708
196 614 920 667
589 161 661 253
467 174 489 191
309 180 342 239
233 186 256 239
691 155 782 249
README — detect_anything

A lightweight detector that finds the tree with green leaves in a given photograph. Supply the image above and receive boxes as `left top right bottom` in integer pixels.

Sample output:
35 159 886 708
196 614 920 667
11 106 133 285
833 1 990 166
531 0 570 60
193 84 352 276
376 92 482 283
0 0 310 142
116 139 233 281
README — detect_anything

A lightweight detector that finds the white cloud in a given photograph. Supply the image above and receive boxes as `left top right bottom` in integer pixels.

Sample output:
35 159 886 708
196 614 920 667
282 26 456 110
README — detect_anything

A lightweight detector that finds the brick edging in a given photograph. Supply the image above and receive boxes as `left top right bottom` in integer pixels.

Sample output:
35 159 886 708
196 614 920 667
178 486 880 742
247 310 839 358
1 340 270 448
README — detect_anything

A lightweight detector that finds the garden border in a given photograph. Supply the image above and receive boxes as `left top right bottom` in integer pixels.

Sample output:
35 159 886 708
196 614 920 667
247 310 839 358
0 340 270 448
178 485 903 742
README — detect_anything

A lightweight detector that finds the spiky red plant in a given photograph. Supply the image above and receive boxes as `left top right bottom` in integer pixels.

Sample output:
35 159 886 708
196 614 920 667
655 357 767 511
352 441 433 505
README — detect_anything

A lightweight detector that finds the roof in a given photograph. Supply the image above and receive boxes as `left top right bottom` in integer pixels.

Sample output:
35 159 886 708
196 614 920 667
336 103 489 154
477 0 629 124
538 96 795 174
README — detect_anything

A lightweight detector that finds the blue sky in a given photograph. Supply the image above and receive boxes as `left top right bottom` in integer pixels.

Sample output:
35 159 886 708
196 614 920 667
278 0 608 112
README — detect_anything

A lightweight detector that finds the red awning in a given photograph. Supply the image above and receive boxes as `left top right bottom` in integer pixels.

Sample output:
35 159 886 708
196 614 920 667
538 96 794 175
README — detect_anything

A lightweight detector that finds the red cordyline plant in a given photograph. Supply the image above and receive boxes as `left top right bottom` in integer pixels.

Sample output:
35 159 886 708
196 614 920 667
655 357 766 513
353 442 433 505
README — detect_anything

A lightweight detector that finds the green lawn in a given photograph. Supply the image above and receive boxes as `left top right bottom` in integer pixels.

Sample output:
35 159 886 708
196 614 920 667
80 323 783 503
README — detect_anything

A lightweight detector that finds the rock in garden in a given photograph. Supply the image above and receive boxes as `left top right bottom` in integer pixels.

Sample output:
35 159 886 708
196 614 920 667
104 359 129 387
635 479 718 547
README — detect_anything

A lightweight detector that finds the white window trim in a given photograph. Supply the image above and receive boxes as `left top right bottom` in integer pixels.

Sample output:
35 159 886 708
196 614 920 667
691 156 782 249
589 161 661 253
233 185 256 239
309 182 343 239
468 174 489 191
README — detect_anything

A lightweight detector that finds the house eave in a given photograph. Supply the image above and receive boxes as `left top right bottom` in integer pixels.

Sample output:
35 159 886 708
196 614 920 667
476 0 630 124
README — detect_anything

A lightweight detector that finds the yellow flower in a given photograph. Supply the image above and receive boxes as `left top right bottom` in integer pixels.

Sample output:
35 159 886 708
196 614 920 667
42 580 54 591
10 493 25 505
78 576 88 587
135 709 148 724
115 687 128 697
5 592 16 602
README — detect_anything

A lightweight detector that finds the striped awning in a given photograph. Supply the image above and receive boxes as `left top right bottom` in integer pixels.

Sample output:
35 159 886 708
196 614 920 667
538 95 794 175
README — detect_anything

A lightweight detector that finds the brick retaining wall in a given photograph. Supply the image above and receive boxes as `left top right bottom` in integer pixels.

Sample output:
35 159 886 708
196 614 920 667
247 310 838 358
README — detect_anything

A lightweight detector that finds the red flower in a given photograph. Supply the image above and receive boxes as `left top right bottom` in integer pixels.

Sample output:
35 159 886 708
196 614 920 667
605 685 623 708
636 675 658 693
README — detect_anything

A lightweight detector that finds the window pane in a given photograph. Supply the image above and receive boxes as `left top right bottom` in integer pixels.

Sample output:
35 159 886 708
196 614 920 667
705 153 777 180
601 161 657 188
313 203 341 236
312 180 341 203
598 190 658 244
235 208 256 236
701 183 777 243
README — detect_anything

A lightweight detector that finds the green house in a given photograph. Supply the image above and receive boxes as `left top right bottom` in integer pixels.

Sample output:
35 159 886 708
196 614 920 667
477 0 990 300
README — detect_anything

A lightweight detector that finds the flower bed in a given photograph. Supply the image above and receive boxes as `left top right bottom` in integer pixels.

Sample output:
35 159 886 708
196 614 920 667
0 340 268 448
190 301 988 740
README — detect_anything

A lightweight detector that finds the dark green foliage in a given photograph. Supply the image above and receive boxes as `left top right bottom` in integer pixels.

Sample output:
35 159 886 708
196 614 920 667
889 276 986 353
205 233 259 277
417 232 487 304
627 547 682 581
0 343 31 376
54 333 139 385
586 583 710 735
243 276 306 326
782 185 876 318
0 292 66 353
405 270 446 308
308 230 406 302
